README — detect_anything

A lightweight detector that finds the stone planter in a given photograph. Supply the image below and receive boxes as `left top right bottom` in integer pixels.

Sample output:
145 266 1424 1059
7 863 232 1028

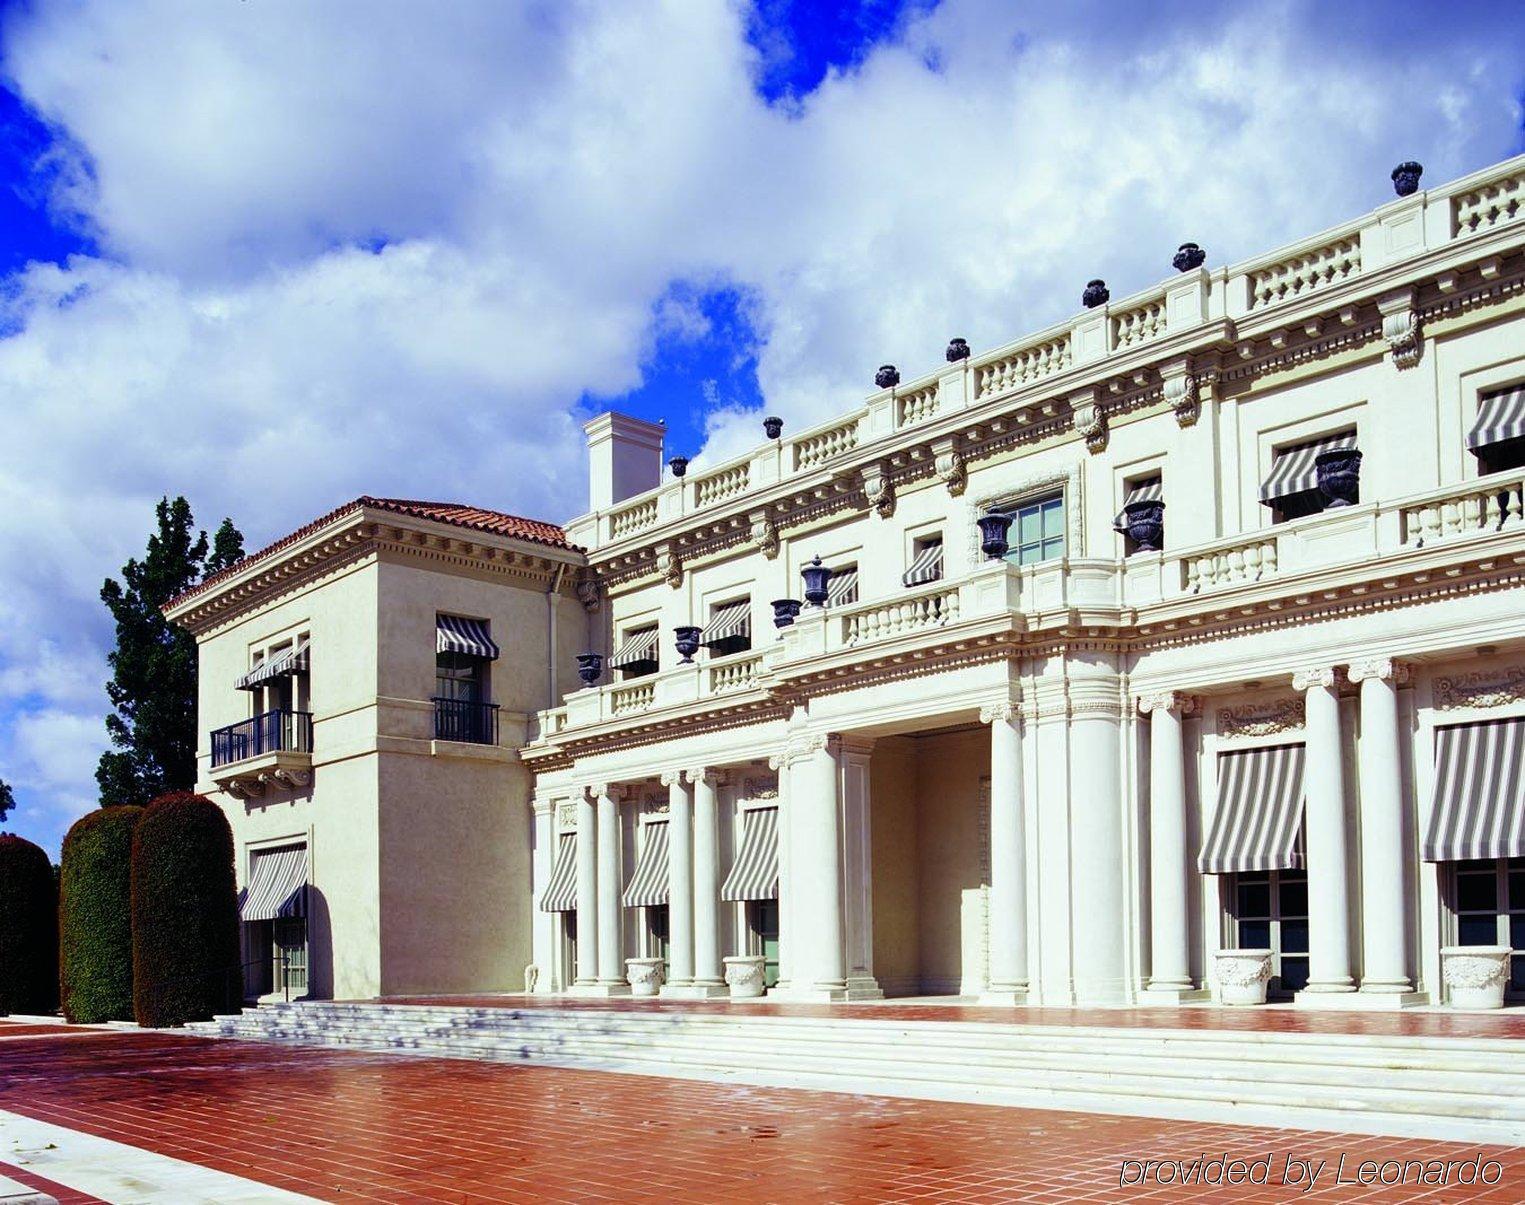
575 652 603 686
626 957 665 997
1122 500 1165 552
724 955 767 999
1315 448 1362 508
673 625 702 664
1214 948 1273 1005
977 510 1014 560
1441 946 1511 1010
800 556 832 607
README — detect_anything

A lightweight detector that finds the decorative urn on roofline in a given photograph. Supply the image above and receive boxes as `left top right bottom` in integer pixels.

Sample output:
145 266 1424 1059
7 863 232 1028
1391 161 1423 197
1172 243 1206 273
1314 448 1362 507
1082 279 1109 309
875 364 900 389
946 337 970 362
763 416 783 440
668 455 689 479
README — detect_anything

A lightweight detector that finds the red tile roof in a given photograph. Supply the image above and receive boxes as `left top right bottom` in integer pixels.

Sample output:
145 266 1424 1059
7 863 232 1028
165 495 573 613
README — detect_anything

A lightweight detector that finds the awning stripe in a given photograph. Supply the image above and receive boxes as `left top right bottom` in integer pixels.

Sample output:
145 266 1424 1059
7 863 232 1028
701 601 751 645
236 640 309 690
437 615 499 660
622 821 670 907
610 626 659 669
721 806 779 901
539 832 579 912
827 568 859 605
240 845 308 922
902 541 945 587
1423 718 1525 861
1198 745 1306 873
1113 476 1163 530
1258 431 1357 504
1468 386 1525 452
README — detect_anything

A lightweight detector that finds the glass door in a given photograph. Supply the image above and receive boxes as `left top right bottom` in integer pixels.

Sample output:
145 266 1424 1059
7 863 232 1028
748 900 780 988
273 918 308 999
645 905 671 974
1454 858 1525 1000
1230 870 1309 996
561 912 578 990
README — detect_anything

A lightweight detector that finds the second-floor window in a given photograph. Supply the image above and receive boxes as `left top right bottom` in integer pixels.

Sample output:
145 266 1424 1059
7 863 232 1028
1114 475 1164 556
235 636 311 714
827 563 859 606
1259 429 1359 522
902 536 944 587
702 598 752 657
611 623 660 679
1008 492 1065 566
1469 384 1525 476
435 615 498 699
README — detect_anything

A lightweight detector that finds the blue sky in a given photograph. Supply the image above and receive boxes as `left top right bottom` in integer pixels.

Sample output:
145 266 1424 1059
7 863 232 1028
1 0 1523 857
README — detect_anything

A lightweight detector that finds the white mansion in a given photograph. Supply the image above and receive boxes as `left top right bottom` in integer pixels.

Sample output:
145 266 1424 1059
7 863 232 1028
167 155 1525 1014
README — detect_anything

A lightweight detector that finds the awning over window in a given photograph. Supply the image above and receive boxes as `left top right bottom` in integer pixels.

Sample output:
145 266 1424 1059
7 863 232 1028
437 615 499 660
539 833 578 912
827 568 859 606
1468 386 1525 452
1258 432 1357 506
902 541 944 587
240 845 308 922
622 821 670 907
236 639 309 691
1113 476 1163 531
1423 718 1525 861
721 806 779 901
1198 745 1306 874
701 601 751 646
610 627 659 669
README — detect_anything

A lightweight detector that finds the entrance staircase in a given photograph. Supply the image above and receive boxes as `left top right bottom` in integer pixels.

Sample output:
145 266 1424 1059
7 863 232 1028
186 1001 1525 1144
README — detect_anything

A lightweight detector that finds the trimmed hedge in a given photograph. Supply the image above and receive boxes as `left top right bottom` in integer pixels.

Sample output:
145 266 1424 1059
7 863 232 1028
0 833 59 1015
131 791 241 1028
60 806 144 1023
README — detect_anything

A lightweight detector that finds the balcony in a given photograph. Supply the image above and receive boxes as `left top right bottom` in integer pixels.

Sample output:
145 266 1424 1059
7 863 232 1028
433 696 500 746
209 709 313 796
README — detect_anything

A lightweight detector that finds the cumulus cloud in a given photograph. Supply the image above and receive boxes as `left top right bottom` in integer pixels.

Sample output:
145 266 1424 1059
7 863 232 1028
1 0 1522 850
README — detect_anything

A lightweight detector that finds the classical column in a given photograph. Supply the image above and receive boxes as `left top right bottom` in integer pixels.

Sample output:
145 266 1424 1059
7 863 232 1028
981 702 1028 1002
662 771 695 989
574 787 598 987
530 798 554 993
1294 667 1356 994
768 748 794 992
595 784 626 990
690 768 725 991
1067 655 1128 1004
793 733 846 997
1139 692 1194 996
1349 659 1414 996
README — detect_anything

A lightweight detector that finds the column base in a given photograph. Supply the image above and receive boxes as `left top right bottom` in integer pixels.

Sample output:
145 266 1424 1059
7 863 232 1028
1295 987 1416 1011
658 982 729 1000
843 975 884 1001
977 986 1030 1006
1137 985 1210 1005
568 982 631 998
1354 985 1429 1009
767 983 849 1003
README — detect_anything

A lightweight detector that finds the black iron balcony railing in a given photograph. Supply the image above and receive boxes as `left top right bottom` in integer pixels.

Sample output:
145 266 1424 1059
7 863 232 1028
433 696 500 746
211 709 313 768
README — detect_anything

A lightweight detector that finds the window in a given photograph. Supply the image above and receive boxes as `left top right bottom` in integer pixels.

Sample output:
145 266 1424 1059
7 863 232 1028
436 652 485 703
747 899 780 988
826 563 859 606
902 536 944 587
1008 492 1066 566
1453 858 1525 999
1469 385 1525 475
1228 870 1309 997
702 598 752 657
610 624 660 679
1259 430 1359 523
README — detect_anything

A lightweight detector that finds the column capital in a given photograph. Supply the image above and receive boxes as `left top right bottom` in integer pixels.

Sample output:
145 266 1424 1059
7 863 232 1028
684 767 727 787
769 731 837 769
1136 691 1199 716
1292 666 1338 692
1347 658 1410 686
583 782 625 803
980 701 1019 724
659 770 687 788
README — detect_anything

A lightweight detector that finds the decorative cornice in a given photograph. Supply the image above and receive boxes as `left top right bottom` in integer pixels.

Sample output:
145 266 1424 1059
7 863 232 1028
1434 665 1525 710
1217 697 1305 738
1347 658 1411 686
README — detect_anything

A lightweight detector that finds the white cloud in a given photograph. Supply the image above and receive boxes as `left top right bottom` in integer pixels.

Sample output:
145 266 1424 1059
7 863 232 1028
1 0 1522 851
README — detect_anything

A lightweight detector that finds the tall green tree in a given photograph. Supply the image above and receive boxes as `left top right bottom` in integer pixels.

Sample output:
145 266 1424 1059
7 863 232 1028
96 497 245 808
0 777 13 824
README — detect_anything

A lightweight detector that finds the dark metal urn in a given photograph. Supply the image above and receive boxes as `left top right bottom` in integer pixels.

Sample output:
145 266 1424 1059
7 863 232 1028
673 625 702 663
1391 161 1423 197
771 598 803 629
763 415 784 440
575 653 604 686
1123 500 1166 552
1082 279 1109 309
946 337 971 362
668 455 689 478
976 510 1014 559
801 555 833 606
1173 242 1206 273
1315 448 1363 507
875 364 900 389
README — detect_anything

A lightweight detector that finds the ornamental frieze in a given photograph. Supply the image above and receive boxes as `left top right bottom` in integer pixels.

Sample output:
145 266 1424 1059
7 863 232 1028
1216 697 1305 739
1434 666 1525 711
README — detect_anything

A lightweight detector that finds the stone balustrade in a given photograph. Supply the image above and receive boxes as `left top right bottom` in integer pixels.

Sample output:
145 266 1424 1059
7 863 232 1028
608 496 659 539
1453 167 1525 237
972 334 1071 401
840 583 961 646
708 652 762 694
1111 297 1167 349
792 415 861 471
609 681 655 716
1246 234 1362 311
1182 536 1281 592
694 462 750 508
896 383 940 427
1401 473 1525 547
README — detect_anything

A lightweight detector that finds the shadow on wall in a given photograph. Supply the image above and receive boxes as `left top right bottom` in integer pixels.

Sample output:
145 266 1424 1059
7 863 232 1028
307 886 333 1001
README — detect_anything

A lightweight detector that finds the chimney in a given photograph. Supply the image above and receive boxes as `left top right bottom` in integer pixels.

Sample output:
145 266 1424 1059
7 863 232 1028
583 412 665 512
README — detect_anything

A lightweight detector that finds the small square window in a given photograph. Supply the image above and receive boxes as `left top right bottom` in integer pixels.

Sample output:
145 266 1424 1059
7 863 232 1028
902 536 944 587
1004 492 1066 567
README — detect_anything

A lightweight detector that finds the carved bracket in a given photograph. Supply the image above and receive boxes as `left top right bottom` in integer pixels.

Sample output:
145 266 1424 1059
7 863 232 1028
749 512 780 560
932 437 966 497
862 461 896 518
656 545 683 588
1378 287 1421 370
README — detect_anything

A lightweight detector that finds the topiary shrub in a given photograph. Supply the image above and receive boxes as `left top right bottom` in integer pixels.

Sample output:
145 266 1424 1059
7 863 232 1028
59 806 144 1023
131 791 241 1027
0 833 59 1015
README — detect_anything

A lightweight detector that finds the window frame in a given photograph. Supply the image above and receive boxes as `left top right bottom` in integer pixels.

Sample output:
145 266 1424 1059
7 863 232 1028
1004 490 1067 567
1224 868 1309 998
703 595 753 658
1450 857 1525 1001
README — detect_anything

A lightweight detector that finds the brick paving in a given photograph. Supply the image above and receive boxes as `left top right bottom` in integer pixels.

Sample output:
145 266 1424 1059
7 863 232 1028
0 1161 105 1205
373 992 1525 1039
1 1018 1522 1203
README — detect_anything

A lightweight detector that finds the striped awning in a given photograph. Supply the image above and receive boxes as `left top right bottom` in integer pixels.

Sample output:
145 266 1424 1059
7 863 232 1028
240 845 308 922
1258 432 1357 505
721 807 779 901
539 833 578 912
437 615 499 660
236 640 309 690
827 568 859 606
902 541 944 587
1113 476 1163 530
1468 386 1525 452
610 627 659 669
1423 718 1525 861
702 601 751 646
622 821 670 907
1198 745 1306 874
